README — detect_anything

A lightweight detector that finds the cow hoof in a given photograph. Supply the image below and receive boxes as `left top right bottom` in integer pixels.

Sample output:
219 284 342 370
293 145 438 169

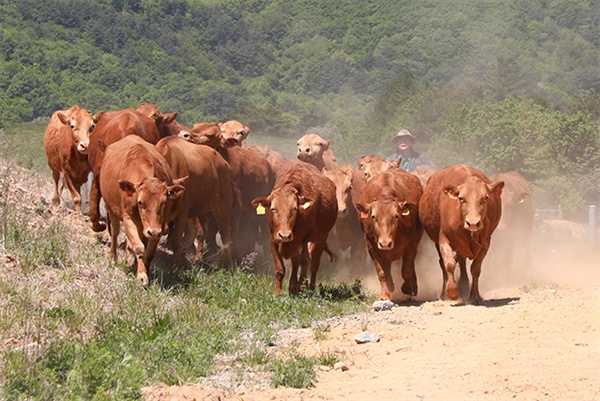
137 273 149 286
92 221 106 232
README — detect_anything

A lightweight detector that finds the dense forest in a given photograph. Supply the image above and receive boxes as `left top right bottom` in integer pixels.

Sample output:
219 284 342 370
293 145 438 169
0 0 598 218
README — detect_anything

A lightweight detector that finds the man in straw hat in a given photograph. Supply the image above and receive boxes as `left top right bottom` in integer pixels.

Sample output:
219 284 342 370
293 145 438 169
386 129 431 172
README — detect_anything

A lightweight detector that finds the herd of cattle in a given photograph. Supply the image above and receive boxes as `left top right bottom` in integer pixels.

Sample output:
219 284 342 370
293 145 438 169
43 104 535 305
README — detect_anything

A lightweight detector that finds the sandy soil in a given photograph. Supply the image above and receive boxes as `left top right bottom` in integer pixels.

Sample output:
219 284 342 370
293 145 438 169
142 232 600 401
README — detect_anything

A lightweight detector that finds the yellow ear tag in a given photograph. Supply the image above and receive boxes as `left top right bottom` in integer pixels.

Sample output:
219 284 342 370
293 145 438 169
256 204 266 215
302 201 311 210
402 208 410 216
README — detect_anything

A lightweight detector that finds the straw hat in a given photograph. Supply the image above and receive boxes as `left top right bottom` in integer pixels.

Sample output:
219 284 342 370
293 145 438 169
391 129 418 144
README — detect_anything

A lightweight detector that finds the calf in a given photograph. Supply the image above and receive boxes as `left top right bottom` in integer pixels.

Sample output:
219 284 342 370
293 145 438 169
356 169 423 300
43 105 102 214
179 124 276 260
252 165 337 295
490 171 534 268
296 133 339 171
99 135 185 285
323 165 368 266
156 136 237 266
419 164 504 304
87 108 161 232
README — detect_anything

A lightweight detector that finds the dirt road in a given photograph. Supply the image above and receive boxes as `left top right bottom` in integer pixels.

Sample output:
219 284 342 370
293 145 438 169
144 236 599 401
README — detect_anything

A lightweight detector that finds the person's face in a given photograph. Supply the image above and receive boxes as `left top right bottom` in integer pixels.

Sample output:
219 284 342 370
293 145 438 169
395 137 412 153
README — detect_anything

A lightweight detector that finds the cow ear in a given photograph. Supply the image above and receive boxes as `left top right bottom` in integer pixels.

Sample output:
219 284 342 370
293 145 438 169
57 111 70 125
174 175 189 187
92 111 103 123
443 185 459 200
390 158 401 168
323 139 331 150
163 112 177 124
490 181 504 197
167 184 185 199
400 201 417 216
118 180 136 197
355 202 370 219
251 197 269 209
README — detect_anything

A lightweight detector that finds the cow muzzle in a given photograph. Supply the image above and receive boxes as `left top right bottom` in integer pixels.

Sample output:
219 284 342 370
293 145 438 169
464 219 482 232
144 227 163 239
276 230 294 243
377 239 394 250
77 141 89 154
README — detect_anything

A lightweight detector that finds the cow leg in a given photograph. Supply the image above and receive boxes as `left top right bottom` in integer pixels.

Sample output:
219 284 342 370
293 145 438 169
438 236 459 300
108 214 120 261
89 173 106 232
469 252 488 305
367 246 394 300
51 170 61 205
307 241 326 291
400 247 419 297
289 254 302 295
193 217 204 263
270 241 286 295
143 238 160 278
456 254 470 301
122 218 148 285
62 171 83 214
214 212 233 268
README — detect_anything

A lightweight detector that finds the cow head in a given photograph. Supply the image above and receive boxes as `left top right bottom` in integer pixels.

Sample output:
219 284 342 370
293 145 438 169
57 106 102 155
444 177 504 232
119 176 186 240
219 120 250 147
296 133 330 165
357 154 399 181
356 198 417 251
179 122 223 148
323 168 353 217
252 187 311 244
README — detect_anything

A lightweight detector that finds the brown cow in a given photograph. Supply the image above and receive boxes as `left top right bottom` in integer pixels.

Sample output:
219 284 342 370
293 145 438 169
489 171 534 268
412 164 436 188
156 136 237 266
322 165 368 267
136 103 188 138
419 164 504 304
220 120 250 147
179 125 276 260
296 133 339 171
357 154 399 181
355 169 424 301
100 135 185 285
87 108 162 232
251 165 338 295
43 105 102 214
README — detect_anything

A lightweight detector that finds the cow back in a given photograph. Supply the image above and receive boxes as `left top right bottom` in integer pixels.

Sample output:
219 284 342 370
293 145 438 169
88 108 161 174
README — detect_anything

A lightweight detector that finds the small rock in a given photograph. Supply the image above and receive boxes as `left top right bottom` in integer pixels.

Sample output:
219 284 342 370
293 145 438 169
355 331 380 344
334 362 349 371
373 300 394 311
319 365 331 372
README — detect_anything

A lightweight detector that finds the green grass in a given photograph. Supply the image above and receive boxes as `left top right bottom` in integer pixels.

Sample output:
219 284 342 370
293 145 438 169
0 121 49 174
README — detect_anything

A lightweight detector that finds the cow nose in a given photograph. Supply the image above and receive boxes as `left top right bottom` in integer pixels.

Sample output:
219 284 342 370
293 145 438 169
277 231 293 242
77 141 89 153
378 240 393 250
145 227 162 239
464 219 482 231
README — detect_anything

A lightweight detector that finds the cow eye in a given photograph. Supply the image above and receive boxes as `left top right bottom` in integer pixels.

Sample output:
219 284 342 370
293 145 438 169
90 123 96 131
270 208 277 214
70 123 76 130
137 200 144 208
458 196 464 202
484 194 490 201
